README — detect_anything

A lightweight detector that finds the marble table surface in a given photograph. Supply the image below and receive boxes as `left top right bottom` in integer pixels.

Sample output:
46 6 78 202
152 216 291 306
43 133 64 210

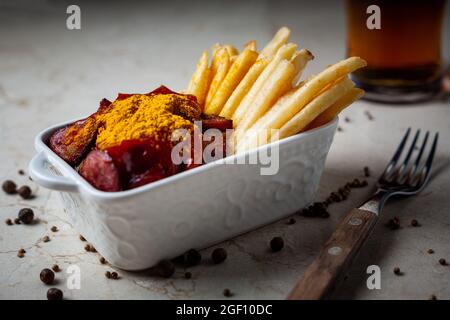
1 0 449 300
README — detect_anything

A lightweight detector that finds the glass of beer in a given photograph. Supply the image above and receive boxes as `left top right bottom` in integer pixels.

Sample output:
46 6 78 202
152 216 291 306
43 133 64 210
346 0 446 103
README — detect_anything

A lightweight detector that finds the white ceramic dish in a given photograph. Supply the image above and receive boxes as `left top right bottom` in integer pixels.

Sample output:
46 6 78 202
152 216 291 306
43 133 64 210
29 117 337 270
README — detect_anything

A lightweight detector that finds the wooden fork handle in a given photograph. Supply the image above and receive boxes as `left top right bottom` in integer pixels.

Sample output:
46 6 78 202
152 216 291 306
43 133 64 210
288 208 378 300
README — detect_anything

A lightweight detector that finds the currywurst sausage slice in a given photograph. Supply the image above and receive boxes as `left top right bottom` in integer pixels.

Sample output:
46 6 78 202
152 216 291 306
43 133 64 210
78 150 121 192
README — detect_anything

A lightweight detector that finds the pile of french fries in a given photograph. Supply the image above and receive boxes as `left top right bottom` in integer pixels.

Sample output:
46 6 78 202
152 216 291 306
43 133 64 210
186 27 367 154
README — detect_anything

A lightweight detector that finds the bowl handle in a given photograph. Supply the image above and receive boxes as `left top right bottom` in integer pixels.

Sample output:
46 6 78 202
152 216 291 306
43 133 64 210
29 152 78 192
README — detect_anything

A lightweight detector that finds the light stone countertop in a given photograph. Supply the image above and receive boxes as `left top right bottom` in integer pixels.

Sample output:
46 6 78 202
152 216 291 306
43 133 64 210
1 0 449 300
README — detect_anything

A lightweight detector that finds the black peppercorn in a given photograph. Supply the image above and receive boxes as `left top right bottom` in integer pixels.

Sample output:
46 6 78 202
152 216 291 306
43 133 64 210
393 267 402 275
111 272 119 280
18 208 34 224
411 219 420 227
2 180 17 194
79 235 86 241
5 218 13 226
42 235 50 243
185 249 202 266
287 218 296 225
105 271 111 279
40 268 55 284
439 258 447 266
18 169 25 175
51 226 58 232
47 288 63 300
149 260 175 278
17 249 25 258
211 248 227 264
99 257 106 264
17 186 32 199
52 264 60 272
270 237 284 252
14 218 21 225
223 288 233 297
427 249 435 254
386 217 400 230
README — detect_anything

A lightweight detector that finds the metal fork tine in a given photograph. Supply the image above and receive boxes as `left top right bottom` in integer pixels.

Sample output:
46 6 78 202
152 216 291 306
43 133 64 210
402 129 420 167
391 127 411 164
380 128 411 179
425 132 439 169
412 132 438 187
414 131 429 167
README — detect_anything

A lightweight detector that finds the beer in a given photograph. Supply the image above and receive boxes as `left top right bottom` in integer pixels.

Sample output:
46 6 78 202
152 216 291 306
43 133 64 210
346 0 446 102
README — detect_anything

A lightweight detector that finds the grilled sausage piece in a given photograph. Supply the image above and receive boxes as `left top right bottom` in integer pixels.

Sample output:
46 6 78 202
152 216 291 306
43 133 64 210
78 150 121 192
48 118 97 166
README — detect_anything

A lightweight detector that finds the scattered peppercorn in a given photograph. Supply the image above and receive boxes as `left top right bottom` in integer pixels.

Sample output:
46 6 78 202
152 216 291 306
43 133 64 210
411 219 420 227
364 166 370 177
18 208 34 224
47 288 63 300
5 218 13 226
99 257 106 264
51 226 58 232
270 237 284 252
301 202 330 218
185 249 202 267
42 235 50 243
337 126 343 132
79 235 86 241
52 264 60 272
427 249 435 254
386 217 400 230
84 244 93 252
184 272 192 279
17 248 25 258
211 248 227 264
429 294 438 300
439 258 447 266
223 288 233 297
111 272 119 280
14 218 21 225
18 169 25 175
344 117 351 123
364 110 374 121
393 267 402 275
149 260 175 278
105 271 111 279
287 217 296 225
40 268 55 284
17 186 32 199
2 180 17 194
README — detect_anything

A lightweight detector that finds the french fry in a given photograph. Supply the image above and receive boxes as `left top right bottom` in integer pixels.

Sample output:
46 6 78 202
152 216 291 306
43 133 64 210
204 48 231 110
236 59 295 134
290 49 314 84
235 86 299 152
305 88 364 130
260 26 291 58
244 40 257 51
186 50 210 107
219 58 269 119
251 57 367 133
223 44 239 56
277 77 355 139
204 48 258 115
232 43 297 125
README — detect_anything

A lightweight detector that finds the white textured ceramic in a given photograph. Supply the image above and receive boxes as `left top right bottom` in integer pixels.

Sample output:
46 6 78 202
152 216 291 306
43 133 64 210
29 118 337 270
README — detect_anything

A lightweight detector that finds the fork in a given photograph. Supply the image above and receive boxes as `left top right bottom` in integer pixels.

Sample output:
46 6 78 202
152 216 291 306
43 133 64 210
288 128 439 300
